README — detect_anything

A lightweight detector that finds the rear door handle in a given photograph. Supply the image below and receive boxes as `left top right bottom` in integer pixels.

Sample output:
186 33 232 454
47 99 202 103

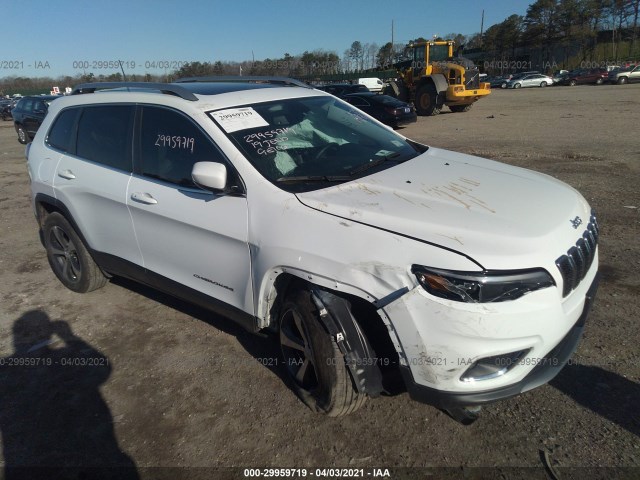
57 169 76 180
131 192 158 205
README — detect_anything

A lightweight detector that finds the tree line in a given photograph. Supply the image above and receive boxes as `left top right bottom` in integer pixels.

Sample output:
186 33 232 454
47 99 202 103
2 0 639 93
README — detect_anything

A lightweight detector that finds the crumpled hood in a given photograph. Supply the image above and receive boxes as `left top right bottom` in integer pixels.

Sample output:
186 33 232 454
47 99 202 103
296 147 592 270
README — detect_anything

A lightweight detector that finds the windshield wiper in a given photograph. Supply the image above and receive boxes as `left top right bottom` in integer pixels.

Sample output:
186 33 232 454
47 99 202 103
276 175 351 184
348 152 402 176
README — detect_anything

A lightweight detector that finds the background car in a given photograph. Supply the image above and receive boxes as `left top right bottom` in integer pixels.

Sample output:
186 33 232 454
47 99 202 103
497 71 540 88
12 95 59 143
552 70 571 84
487 76 508 88
342 92 417 128
559 68 608 86
507 73 554 88
0 99 13 120
316 83 369 97
608 64 640 84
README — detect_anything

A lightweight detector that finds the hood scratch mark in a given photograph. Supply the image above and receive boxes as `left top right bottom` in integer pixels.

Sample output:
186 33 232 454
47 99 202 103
358 184 381 195
459 177 481 186
393 191 416 205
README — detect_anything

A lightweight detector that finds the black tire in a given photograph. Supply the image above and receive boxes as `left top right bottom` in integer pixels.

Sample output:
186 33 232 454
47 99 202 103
43 212 108 293
540 81 547 87
449 104 473 113
500 82 507 89
514 83 521 89
415 84 441 116
569 79 577 86
16 125 28 144
278 289 366 416
596 77 603 85
617 76 628 85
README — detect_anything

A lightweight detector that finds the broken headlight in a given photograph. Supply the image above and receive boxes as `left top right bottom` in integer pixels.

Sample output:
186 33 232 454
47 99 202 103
411 265 555 303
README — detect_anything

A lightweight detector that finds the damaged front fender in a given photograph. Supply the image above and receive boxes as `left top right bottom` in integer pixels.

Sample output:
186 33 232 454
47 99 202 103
310 287 384 397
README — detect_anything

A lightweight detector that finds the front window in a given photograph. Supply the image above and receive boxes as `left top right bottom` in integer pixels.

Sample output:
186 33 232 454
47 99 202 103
429 44 450 63
208 96 423 192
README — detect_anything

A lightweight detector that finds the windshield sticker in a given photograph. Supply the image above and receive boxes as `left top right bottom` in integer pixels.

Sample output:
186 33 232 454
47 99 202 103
391 140 404 147
375 150 395 156
211 107 269 133
155 135 195 153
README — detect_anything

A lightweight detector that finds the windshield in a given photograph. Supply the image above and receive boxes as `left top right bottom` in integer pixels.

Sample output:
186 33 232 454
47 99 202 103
429 45 450 63
209 95 423 192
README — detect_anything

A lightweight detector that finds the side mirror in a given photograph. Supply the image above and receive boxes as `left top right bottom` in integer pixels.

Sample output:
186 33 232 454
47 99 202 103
192 162 227 191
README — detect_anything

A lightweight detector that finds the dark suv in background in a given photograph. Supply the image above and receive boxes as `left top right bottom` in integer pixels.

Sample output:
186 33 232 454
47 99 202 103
316 83 369 97
12 95 60 144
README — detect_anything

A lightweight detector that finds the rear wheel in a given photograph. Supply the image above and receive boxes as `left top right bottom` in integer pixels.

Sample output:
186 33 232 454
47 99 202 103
415 84 441 116
596 77 603 85
569 79 577 86
513 83 521 89
449 104 473 113
278 289 366 416
540 81 548 87
43 212 108 293
617 77 628 85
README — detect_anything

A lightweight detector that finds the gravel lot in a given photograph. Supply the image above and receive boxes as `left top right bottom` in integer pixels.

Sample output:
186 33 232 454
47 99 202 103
0 84 639 479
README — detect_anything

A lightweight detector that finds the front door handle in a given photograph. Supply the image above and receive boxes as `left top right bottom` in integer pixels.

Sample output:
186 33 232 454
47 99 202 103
57 169 76 180
131 192 158 205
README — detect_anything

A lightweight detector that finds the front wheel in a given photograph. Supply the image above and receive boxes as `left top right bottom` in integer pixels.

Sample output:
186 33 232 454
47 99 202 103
540 81 547 87
596 77 603 85
43 212 108 293
569 79 577 86
449 104 473 113
279 289 366 416
617 77 628 85
415 84 441 116
513 83 521 89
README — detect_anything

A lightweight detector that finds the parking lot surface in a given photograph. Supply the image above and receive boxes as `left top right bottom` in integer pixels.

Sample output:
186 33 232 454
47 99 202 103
0 84 639 477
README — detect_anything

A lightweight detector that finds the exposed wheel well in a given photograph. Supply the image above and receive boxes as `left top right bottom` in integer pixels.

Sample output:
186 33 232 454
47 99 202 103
268 272 403 394
36 200 60 229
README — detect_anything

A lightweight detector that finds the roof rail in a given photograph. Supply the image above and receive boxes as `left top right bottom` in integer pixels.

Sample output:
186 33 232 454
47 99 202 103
174 76 312 88
71 82 199 101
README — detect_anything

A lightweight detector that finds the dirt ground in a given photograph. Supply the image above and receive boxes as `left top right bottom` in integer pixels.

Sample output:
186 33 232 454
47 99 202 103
0 84 638 480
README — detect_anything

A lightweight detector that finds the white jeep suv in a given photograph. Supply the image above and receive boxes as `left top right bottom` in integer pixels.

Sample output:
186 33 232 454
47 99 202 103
27 78 599 423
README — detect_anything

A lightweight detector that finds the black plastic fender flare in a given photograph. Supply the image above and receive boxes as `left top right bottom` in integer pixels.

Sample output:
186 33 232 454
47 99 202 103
310 287 384 397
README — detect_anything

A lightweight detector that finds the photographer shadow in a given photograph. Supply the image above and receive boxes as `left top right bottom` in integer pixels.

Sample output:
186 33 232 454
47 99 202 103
0 310 139 480
551 363 640 437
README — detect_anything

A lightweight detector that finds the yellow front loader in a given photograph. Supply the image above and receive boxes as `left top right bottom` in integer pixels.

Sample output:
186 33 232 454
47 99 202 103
385 40 490 115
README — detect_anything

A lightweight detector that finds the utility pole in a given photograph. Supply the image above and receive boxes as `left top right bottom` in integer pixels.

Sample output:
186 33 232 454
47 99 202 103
480 9 485 47
391 19 395 66
392 19 394 46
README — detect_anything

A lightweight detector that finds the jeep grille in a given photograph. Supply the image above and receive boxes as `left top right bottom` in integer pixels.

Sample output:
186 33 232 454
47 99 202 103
555 212 599 297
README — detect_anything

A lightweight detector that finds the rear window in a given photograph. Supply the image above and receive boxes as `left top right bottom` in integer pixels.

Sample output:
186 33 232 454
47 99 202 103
370 95 405 107
76 105 134 171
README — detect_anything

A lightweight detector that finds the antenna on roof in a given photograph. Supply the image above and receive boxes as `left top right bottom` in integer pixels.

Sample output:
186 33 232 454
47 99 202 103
118 60 128 82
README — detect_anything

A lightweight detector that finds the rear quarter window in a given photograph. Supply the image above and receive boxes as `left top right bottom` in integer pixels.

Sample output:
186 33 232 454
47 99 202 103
46 108 80 153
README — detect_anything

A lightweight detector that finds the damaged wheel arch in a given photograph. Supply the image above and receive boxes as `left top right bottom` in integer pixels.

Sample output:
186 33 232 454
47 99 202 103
271 274 404 410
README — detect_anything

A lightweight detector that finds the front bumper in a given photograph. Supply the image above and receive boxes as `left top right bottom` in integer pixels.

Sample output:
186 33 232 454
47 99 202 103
377 253 599 407
398 272 599 408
